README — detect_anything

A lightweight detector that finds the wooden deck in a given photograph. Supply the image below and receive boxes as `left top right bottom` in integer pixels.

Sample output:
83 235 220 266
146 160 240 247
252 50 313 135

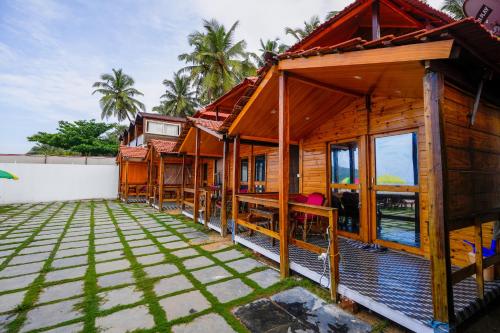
229 227 500 332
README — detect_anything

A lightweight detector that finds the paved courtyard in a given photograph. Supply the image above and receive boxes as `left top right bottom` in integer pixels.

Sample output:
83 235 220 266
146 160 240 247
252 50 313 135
0 201 283 333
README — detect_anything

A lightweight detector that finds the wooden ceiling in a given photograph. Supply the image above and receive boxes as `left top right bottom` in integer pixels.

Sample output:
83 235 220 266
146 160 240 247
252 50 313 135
178 127 224 157
230 60 425 141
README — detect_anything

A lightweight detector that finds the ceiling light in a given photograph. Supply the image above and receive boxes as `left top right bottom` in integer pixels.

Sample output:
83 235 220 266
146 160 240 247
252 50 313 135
305 116 310 120
270 109 277 114
353 75 362 80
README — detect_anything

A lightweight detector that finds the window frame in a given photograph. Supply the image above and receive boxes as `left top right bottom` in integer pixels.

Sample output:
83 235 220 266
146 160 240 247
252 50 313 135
145 120 180 137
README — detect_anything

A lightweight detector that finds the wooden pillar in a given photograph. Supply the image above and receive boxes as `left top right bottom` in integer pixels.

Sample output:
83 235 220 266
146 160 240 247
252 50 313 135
249 145 255 193
371 0 380 40
474 218 484 299
147 152 153 204
298 139 303 194
158 156 165 212
278 71 290 278
221 139 229 237
232 136 241 235
118 158 123 199
124 160 129 203
181 155 186 209
423 68 454 324
193 128 201 223
328 209 339 301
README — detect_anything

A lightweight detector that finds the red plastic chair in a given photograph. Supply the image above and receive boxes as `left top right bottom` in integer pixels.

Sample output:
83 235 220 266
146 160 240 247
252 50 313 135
292 193 325 241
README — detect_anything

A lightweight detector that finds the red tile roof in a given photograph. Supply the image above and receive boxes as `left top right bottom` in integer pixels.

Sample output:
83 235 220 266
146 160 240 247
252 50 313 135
119 146 148 159
150 139 177 154
288 0 453 52
187 117 223 131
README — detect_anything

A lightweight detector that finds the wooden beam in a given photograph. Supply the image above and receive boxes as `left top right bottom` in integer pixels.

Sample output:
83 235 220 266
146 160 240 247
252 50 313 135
195 124 224 140
181 155 186 210
124 160 129 203
118 158 122 199
158 156 164 212
423 68 454 324
232 136 241 227
147 150 153 205
288 72 362 98
474 218 484 299
278 40 454 71
278 71 290 279
228 67 277 135
249 145 255 193
193 128 201 223
371 0 380 40
221 140 229 237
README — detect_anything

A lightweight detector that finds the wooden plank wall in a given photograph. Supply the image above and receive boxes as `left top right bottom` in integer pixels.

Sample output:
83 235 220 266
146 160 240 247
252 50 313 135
301 96 431 257
227 145 279 191
444 85 500 266
123 161 148 184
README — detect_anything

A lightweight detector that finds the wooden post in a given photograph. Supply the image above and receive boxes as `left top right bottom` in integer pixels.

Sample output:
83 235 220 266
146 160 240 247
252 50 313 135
158 156 164 212
232 136 241 236
298 139 304 194
371 0 381 40
118 158 123 199
249 145 255 193
474 218 484 299
193 128 201 223
221 139 229 237
328 209 339 301
181 155 186 209
423 68 454 324
124 160 129 203
147 151 154 205
278 71 290 279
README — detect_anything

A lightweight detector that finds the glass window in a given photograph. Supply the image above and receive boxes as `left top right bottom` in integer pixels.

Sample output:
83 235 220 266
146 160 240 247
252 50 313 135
376 192 420 247
375 132 418 185
146 121 180 136
254 155 266 182
331 143 359 184
240 159 248 182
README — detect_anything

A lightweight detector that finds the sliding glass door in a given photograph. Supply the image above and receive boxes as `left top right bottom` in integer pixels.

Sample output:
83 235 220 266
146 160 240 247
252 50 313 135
330 140 360 236
371 131 421 250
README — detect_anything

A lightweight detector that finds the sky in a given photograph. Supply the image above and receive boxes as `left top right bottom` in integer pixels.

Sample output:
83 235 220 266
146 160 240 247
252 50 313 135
0 0 445 154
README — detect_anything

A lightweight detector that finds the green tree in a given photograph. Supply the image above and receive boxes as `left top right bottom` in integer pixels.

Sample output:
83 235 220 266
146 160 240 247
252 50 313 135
27 144 77 156
326 10 339 20
441 0 466 19
285 15 321 42
179 19 256 104
28 120 120 156
250 38 289 67
152 72 198 117
92 68 145 122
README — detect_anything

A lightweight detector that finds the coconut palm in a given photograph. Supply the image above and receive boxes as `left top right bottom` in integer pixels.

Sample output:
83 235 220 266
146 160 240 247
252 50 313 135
179 19 256 104
152 72 198 117
92 68 145 122
251 38 289 67
285 15 321 42
326 10 339 20
441 0 466 19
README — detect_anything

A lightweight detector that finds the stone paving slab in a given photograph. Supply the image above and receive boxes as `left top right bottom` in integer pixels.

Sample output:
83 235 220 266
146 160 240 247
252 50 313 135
172 313 236 333
246 269 280 289
96 305 154 333
21 297 83 332
38 280 84 304
143 263 179 278
183 256 214 270
45 265 87 282
0 273 38 292
160 290 211 321
212 249 245 262
191 266 232 284
207 279 253 303
99 285 143 310
154 275 193 296
98 270 135 288
0 290 26 313
95 259 130 274
226 258 264 273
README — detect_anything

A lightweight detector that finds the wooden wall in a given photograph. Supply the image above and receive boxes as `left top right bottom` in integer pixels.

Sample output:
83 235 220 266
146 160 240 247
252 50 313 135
301 95 431 257
122 161 148 184
444 85 500 266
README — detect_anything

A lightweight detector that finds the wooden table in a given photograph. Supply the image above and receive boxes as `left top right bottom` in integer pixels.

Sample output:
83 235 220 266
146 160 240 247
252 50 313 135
248 207 279 246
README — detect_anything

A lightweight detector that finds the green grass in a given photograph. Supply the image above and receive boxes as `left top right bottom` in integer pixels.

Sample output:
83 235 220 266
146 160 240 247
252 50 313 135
0 201 338 333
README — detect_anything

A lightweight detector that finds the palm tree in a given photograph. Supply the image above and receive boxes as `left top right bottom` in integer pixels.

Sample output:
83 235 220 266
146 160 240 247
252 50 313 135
326 10 339 20
92 68 145 122
285 15 321 42
441 0 466 19
251 38 289 67
152 72 198 117
179 19 256 104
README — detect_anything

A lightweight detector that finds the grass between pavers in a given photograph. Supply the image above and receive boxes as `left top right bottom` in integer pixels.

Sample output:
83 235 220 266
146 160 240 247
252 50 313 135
120 202 324 333
82 201 98 332
6 202 81 333
0 203 54 243
0 204 35 224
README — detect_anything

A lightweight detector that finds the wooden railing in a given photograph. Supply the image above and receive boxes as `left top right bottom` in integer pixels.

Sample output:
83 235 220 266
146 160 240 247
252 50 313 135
450 210 500 300
234 193 339 300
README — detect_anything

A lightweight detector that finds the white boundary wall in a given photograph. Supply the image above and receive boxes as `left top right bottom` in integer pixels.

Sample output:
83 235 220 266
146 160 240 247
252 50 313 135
0 160 118 204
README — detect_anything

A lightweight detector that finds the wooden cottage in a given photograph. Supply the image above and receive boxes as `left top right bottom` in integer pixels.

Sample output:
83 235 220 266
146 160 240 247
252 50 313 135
147 139 192 211
117 146 149 202
180 1 500 331
120 112 185 147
